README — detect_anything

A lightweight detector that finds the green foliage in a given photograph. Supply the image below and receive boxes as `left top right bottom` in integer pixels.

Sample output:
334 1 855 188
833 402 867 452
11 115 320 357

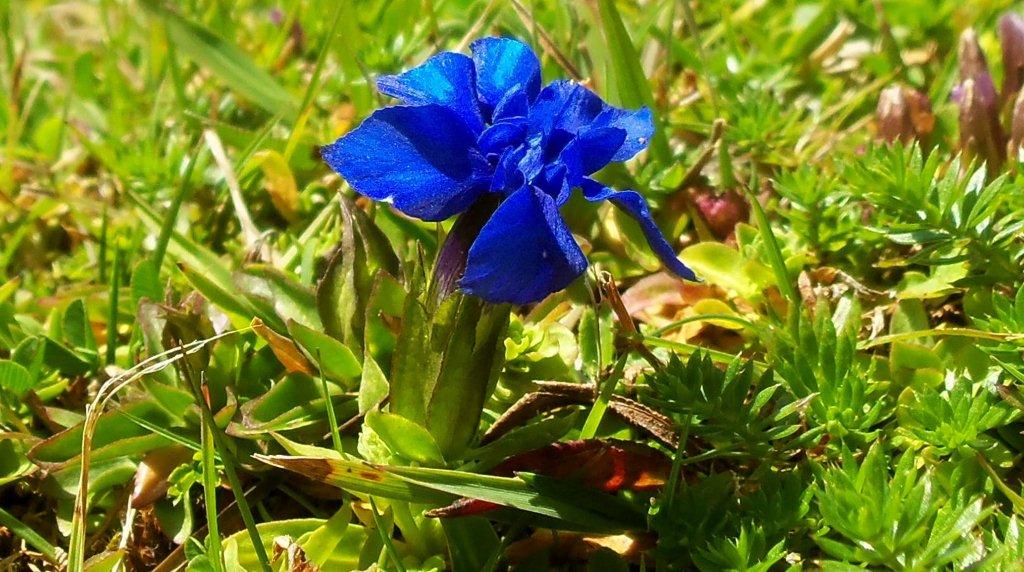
771 302 892 446
812 444 990 569
6 0 1024 570
643 352 803 459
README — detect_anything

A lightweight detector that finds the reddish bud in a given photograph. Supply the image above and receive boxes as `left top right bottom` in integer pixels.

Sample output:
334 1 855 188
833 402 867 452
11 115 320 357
1008 87 1024 163
1001 13 1024 101
958 78 1006 173
959 28 993 85
689 188 749 240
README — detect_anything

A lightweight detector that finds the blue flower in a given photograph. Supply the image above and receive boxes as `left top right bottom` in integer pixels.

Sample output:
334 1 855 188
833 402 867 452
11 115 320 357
323 37 697 304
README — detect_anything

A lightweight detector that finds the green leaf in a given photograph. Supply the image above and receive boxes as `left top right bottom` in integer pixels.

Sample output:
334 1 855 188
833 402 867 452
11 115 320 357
236 265 321 331
255 455 451 504
365 411 445 466
28 400 176 471
442 518 499 572
384 465 639 532
301 506 355 567
62 299 98 366
178 263 264 329
358 351 389 415
0 506 58 560
389 277 446 425
235 374 357 435
679 242 773 300
0 360 34 398
139 0 296 118
130 258 163 307
287 319 361 385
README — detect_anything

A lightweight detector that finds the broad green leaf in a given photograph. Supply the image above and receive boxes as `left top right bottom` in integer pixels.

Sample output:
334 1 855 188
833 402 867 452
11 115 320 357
365 411 445 466
287 319 362 384
139 0 297 118
234 373 356 434
389 279 447 425
316 198 398 354
130 258 163 307
62 299 98 361
301 506 354 567
0 436 36 486
236 265 321 331
179 263 264 329
82 550 124 572
442 518 498 572
358 351 389 415
679 242 773 300
221 519 368 572
270 432 342 460
28 400 177 471
0 360 34 397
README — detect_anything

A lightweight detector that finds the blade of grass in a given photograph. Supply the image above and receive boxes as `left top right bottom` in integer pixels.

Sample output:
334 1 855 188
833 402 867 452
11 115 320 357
743 173 798 305
317 351 344 456
139 0 297 118
199 384 226 572
183 360 272 572
105 238 123 366
596 0 671 162
368 498 407 572
153 138 205 272
0 506 58 561
579 355 626 440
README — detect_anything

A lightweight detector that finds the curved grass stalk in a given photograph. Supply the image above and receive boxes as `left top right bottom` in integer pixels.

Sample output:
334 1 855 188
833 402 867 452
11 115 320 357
67 328 249 572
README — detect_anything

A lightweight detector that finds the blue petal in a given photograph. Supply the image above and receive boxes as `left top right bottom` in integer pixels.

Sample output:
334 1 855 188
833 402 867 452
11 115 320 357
491 84 531 123
478 121 528 158
377 52 484 134
461 186 588 304
530 81 654 161
471 38 542 117
557 127 627 184
490 146 527 193
322 105 491 222
593 106 654 162
581 179 697 281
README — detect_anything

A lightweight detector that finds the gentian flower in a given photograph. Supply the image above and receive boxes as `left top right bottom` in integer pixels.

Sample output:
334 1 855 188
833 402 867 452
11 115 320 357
323 37 696 304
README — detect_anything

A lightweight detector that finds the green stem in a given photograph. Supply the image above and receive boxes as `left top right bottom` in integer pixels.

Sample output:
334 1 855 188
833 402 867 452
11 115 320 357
105 238 123 366
200 403 225 572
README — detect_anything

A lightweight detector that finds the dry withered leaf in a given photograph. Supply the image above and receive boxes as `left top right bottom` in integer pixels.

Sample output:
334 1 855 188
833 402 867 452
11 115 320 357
272 536 319 572
251 318 314 375
504 529 655 565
